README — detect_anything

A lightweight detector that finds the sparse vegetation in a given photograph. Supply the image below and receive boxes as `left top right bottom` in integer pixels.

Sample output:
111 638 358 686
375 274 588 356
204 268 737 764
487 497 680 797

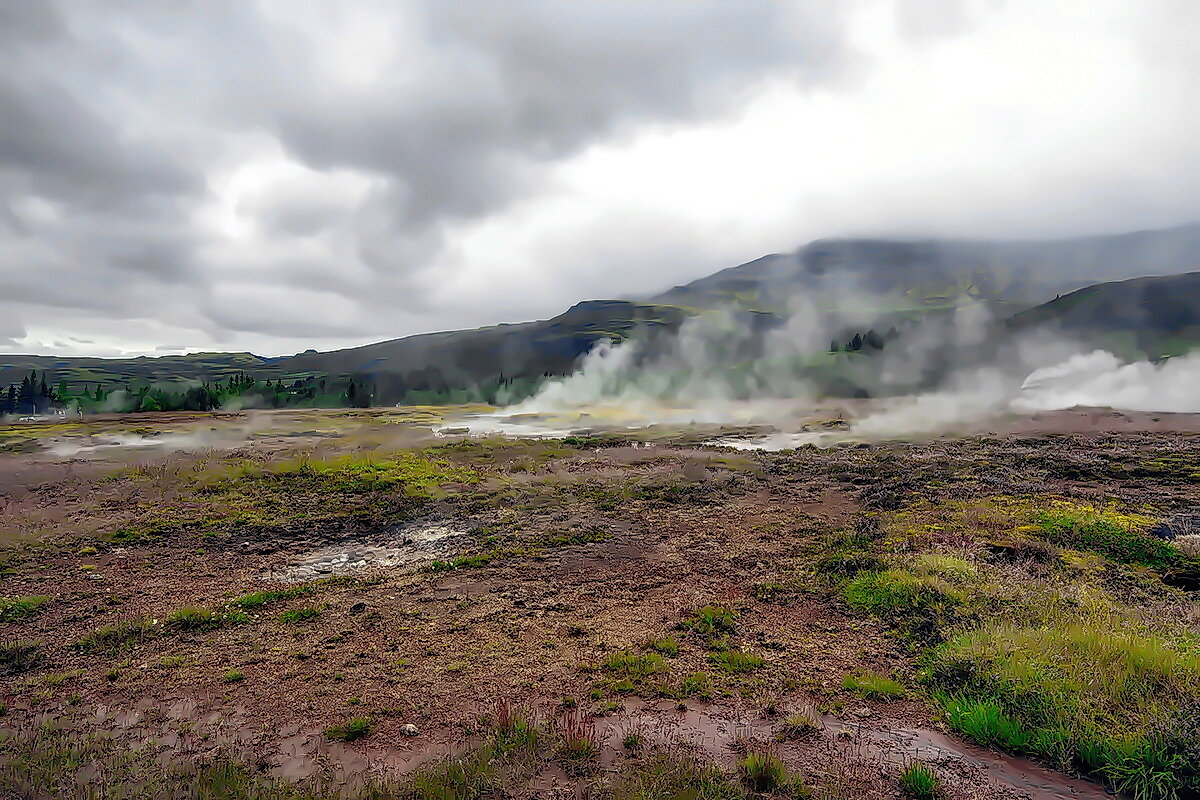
0 595 48 621
324 717 372 742
0 639 41 675
708 649 764 673
280 607 320 623
843 671 905 700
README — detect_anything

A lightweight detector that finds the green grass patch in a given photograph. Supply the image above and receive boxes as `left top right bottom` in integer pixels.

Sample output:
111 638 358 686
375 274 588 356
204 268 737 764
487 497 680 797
926 618 1200 797
646 636 679 657
280 608 319 624
708 649 764 673
165 607 250 631
611 750 746 800
0 596 49 622
1035 508 1184 572
843 671 905 700
324 717 372 742
74 618 153 655
899 762 940 799
842 569 960 615
233 585 314 610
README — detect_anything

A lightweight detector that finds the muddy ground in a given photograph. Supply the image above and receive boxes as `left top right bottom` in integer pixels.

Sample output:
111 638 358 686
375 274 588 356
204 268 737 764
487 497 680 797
1 406 1198 799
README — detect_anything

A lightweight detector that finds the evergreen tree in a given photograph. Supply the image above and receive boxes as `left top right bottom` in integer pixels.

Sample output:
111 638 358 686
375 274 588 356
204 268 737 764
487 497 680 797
829 340 840 352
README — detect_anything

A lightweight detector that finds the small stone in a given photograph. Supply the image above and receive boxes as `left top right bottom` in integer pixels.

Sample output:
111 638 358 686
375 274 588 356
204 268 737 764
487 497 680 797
400 724 419 737
349 602 366 615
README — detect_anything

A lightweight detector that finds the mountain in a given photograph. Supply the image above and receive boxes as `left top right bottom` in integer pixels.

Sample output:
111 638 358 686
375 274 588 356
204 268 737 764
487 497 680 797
4 223 1200 405
650 223 1200 314
1008 271 1200 360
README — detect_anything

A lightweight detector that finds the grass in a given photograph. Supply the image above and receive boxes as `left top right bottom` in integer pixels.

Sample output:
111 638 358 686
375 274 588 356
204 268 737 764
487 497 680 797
280 607 320 623
603 651 667 682
682 605 737 640
611 750 746 800
0 595 48 621
737 747 806 796
842 569 959 615
646 636 680 657
233 585 314 609
324 717 372 742
224 670 245 683
708 649 764 673
74 618 153 655
898 762 940 799
778 710 819 739
1034 505 1184 572
166 607 250 631
927 618 1200 797
0 639 41 675
843 671 905 700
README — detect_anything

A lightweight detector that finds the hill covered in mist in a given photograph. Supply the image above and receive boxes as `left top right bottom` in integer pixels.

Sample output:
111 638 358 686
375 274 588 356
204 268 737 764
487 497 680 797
4 223 1200 409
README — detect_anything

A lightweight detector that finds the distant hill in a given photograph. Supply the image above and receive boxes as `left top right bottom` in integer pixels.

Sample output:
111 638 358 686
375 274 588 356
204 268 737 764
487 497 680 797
651 224 1200 314
4 223 1200 404
1008 271 1200 359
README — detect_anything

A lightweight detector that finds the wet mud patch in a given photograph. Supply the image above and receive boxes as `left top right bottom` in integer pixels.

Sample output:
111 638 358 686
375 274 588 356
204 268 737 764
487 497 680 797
267 520 470 582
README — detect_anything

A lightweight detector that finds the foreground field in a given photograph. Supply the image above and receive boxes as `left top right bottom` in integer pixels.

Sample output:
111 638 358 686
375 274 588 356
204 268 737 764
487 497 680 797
1 408 1199 799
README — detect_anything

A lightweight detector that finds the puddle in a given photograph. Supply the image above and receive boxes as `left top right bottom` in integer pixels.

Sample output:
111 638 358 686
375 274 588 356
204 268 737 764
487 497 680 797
267 521 469 583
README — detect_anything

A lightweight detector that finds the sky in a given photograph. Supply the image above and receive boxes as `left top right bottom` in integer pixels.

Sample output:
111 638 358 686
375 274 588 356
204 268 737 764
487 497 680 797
2 0 1198 358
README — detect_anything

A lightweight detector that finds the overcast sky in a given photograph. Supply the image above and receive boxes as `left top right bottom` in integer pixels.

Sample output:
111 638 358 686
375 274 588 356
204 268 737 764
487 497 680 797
2 0 1198 357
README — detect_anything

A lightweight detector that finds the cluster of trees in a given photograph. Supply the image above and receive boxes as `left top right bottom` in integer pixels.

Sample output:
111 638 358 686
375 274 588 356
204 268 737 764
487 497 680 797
829 327 898 353
0 367 550 416
0 373 62 415
0 372 378 416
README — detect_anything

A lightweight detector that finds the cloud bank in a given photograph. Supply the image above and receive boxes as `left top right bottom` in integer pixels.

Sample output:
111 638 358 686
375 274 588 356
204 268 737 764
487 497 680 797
2 1 1199 357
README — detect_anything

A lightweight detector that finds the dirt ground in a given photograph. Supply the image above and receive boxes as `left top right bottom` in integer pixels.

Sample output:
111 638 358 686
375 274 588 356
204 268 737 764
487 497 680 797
1 406 1198 799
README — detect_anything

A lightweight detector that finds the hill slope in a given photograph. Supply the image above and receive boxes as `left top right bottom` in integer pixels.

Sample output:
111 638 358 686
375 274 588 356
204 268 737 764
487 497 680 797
4 223 1200 404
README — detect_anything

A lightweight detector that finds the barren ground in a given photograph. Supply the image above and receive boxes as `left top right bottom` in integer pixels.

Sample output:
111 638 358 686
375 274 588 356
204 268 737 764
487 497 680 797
1 407 1198 799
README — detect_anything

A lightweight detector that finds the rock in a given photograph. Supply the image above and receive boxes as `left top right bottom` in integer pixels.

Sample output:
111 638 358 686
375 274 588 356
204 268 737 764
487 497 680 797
400 724 419 737
349 602 366 615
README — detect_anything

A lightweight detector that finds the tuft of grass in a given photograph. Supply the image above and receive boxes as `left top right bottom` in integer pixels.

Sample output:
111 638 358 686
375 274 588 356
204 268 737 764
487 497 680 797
778 710 819 740
603 651 666 682
280 607 320 623
556 712 600 773
223 670 245 683
74 618 153 655
647 636 680 657
939 697 1029 752
324 717 372 742
843 671 905 700
612 750 746 800
0 639 42 675
708 649 764 673
679 672 713 700
899 762 941 799
0 595 49 621
233 585 314 610
683 605 737 640
738 746 805 795
166 607 249 631
842 569 959 615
